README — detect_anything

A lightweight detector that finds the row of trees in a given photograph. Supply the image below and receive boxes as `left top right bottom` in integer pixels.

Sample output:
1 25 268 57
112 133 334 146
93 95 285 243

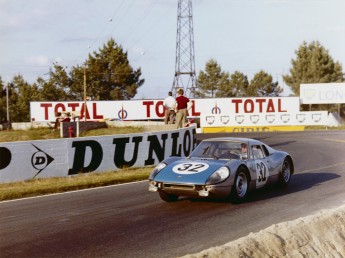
194 41 344 115
0 40 344 122
0 39 144 122
195 61 282 98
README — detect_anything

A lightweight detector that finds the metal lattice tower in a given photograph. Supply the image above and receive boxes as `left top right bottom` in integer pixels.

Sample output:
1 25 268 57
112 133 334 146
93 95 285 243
171 0 197 97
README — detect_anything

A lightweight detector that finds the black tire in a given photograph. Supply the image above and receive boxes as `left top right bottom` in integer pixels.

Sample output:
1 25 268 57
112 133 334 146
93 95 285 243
279 158 292 187
230 167 249 203
158 191 179 202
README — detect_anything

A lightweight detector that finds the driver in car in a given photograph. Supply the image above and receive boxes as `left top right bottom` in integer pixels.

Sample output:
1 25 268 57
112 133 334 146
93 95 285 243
240 143 248 160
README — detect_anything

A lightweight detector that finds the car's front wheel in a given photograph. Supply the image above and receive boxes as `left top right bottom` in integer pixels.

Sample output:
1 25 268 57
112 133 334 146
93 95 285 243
230 167 249 203
159 191 179 202
279 158 292 186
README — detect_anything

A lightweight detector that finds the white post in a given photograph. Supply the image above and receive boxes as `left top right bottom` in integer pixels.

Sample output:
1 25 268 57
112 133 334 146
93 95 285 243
76 120 80 137
6 84 10 129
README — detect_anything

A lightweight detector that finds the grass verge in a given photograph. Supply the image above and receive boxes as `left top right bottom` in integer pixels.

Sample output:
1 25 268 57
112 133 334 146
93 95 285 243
0 126 145 143
0 166 153 201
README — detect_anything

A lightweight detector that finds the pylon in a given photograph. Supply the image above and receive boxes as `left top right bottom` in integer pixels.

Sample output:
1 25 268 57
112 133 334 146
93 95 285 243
171 0 198 98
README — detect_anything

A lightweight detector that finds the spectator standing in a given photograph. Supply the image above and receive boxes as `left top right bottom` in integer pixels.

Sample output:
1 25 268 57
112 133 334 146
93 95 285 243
62 112 71 122
163 91 176 124
51 112 63 130
175 88 192 128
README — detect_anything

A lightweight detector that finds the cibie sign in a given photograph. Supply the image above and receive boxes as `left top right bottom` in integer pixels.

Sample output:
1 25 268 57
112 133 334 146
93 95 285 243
30 97 300 122
300 83 345 104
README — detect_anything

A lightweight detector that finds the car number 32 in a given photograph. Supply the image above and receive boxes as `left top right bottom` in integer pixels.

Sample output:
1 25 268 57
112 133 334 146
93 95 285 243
255 161 269 188
172 162 210 174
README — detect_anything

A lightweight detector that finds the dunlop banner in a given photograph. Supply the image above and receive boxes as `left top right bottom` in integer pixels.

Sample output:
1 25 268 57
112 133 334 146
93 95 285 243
0 127 196 183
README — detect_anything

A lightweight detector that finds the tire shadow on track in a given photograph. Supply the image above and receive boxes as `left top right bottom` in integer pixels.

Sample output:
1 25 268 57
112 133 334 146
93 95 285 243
165 172 340 205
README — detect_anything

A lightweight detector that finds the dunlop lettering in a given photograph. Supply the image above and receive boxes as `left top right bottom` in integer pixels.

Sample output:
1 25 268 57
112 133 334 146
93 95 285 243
171 132 182 156
68 140 103 175
183 130 192 156
145 134 168 165
113 136 143 168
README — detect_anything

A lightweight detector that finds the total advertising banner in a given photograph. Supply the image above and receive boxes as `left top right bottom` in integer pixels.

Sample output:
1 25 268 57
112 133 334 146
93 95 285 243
200 111 328 127
0 127 196 183
30 97 300 122
300 83 345 104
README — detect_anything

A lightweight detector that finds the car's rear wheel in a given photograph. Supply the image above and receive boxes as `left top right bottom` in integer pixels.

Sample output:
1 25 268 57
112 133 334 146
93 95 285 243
231 167 249 203
279 158 292 186
159 191 179 202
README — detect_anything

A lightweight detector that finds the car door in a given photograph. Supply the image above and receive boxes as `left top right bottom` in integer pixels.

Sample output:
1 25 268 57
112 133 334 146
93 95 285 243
251 145 272 189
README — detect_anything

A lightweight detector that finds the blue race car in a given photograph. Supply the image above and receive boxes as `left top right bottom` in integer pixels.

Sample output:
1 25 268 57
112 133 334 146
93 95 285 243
148 137 294 203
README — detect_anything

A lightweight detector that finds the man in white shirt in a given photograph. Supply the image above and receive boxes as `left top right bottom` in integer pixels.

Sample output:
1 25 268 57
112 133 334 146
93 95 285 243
163 91 176 124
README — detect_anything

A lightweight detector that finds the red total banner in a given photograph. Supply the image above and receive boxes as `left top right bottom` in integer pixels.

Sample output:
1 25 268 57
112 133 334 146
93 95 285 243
30 97 300 122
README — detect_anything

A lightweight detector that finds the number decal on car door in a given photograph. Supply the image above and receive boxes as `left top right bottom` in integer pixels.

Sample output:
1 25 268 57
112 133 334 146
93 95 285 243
173 162 209 174
255 161 269 188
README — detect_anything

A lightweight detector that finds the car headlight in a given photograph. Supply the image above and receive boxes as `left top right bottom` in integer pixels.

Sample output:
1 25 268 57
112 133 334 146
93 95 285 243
206 166 230 185
148 162 167 180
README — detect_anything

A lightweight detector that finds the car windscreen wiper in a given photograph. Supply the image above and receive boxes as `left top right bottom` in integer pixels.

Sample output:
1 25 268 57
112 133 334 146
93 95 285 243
202 146 210 155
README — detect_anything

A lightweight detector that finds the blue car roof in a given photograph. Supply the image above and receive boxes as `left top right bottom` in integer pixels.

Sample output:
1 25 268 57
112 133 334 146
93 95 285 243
202 137 262 145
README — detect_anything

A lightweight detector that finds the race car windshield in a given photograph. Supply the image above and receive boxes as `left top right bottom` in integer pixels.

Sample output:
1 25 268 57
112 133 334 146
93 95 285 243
190 141 246 160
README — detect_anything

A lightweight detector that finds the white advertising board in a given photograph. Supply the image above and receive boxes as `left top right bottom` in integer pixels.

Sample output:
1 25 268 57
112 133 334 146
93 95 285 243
200 111 328 127
300 83 345 104
30 97 300 122
0 127 196 183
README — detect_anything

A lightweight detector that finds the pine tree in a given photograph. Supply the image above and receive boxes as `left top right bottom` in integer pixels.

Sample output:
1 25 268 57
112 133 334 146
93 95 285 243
248 70 282 97
228 71 250 97
37 63 71 101
195 59 230 98
84 38 144 100
47 38 144 101
5 75 41 122
283 41 343 95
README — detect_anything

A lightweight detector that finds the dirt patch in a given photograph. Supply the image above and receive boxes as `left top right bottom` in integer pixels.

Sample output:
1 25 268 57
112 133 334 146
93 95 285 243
182 204 345 257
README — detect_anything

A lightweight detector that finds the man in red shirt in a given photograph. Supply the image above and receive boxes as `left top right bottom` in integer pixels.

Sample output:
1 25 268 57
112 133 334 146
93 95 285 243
175 88 192 128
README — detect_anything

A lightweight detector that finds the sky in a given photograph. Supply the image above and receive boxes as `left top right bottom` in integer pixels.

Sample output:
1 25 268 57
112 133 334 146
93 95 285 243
0 0 344 99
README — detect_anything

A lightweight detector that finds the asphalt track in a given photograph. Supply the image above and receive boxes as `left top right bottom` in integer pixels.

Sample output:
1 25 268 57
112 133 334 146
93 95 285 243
1 131 345 258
